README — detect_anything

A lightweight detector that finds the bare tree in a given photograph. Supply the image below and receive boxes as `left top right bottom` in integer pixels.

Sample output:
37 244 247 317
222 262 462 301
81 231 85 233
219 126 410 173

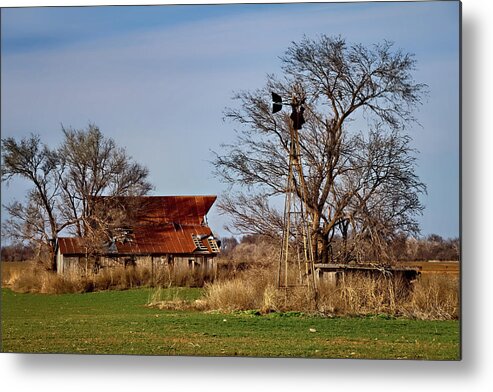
331 128 426 263
213 35 427 264
2 134 64 267
58 124 153 237
2 125 153 270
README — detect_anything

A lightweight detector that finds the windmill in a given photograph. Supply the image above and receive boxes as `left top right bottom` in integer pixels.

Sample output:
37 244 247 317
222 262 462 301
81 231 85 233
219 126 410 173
271 91 317 295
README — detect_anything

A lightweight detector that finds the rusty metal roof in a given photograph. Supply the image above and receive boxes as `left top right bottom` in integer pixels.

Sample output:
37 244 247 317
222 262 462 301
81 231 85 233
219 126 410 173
58 195 218 256
92 195 216 225
133 195 216 225
58 237 84 255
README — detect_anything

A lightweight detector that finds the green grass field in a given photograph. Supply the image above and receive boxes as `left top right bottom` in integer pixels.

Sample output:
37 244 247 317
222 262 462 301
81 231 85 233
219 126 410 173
1 288 460 359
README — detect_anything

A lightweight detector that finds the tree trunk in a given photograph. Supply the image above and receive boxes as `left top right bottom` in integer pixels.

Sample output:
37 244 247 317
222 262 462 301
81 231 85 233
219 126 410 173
50 245 57 272
320 234 329 265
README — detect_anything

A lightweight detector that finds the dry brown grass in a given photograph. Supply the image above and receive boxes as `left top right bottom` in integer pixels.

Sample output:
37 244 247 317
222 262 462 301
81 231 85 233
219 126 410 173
203 279 261 311
1 261 30 287
202 262 274 312
315 273 412 316
8 265 85 294
200 264 459 320
4 261 215 294
403 275 459 319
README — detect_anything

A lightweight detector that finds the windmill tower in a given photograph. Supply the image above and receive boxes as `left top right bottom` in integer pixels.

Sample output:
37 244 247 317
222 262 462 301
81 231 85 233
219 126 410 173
271 92 317 293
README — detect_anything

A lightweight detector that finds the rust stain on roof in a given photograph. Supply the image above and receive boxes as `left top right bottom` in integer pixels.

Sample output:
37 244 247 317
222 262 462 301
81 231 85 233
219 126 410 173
130 195 216 225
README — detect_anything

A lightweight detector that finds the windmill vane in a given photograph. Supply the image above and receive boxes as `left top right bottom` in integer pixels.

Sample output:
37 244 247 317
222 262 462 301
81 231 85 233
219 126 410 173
271 91 305 130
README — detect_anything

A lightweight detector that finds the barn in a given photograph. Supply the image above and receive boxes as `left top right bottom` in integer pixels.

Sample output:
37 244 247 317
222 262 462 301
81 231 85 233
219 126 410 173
56 195 220 277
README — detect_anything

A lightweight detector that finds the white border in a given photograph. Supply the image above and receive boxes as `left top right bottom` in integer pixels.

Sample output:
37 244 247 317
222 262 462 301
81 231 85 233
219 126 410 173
1 0 492 391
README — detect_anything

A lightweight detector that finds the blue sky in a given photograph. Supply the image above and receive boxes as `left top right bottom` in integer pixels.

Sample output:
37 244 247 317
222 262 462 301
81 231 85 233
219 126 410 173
0 1 460 239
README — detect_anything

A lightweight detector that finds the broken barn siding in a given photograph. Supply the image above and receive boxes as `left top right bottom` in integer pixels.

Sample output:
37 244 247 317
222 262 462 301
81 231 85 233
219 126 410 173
57 251 217 280
56 196 220 280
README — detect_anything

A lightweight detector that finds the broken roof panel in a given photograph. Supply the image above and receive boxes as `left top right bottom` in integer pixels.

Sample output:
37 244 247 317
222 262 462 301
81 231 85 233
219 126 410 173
58 224 214 255
58 195 219 256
